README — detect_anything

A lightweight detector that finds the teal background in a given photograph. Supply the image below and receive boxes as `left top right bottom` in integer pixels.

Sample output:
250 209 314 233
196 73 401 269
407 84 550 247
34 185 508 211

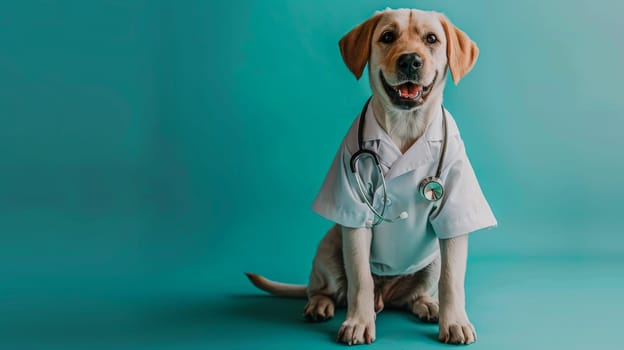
1 0 623 349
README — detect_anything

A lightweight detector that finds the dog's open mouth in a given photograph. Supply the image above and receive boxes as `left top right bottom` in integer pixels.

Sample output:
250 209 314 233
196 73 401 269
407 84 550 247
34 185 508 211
380 71 436 109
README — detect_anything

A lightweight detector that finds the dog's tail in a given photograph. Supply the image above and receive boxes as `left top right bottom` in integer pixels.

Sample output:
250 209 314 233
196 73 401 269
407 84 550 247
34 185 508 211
244 272 307 298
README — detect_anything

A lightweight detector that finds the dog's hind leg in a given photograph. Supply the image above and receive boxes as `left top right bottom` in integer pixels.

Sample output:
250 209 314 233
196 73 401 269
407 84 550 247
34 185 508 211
381 255 441 323
406 256 441 323
303 294 335 322
405 256 441 323
303 225 347 322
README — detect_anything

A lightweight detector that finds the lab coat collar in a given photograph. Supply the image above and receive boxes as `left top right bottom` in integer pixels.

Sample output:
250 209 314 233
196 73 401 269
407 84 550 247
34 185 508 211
358 103 447 180
361 103 446 144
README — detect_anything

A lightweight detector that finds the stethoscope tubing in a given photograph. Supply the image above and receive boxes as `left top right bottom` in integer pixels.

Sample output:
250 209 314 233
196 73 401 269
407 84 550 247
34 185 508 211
350 97 448 225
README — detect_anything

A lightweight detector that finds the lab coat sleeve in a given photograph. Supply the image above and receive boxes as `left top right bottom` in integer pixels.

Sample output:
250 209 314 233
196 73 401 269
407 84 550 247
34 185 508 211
312 142 373 228
429 137 497 239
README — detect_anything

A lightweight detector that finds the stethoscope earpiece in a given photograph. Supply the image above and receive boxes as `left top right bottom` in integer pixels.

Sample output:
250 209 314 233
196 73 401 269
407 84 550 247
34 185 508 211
350 97 448 225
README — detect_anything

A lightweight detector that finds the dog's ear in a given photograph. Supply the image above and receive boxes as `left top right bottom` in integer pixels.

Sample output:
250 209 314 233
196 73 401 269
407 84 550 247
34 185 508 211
438 14 479 85
339 13 383 80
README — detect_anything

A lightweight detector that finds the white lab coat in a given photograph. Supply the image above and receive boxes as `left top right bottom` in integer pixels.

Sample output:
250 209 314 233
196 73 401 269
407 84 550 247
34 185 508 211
312 104 497 276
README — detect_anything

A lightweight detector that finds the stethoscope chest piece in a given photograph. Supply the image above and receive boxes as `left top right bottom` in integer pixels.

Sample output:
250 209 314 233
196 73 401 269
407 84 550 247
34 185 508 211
419 177 444 202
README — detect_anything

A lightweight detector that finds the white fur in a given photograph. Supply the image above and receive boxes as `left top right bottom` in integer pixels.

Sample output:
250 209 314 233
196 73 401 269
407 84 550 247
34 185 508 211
338 227 376 345
438 235 476 344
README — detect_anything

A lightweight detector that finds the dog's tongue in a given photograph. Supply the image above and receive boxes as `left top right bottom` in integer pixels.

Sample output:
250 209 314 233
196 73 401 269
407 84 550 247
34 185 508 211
399 83 422 98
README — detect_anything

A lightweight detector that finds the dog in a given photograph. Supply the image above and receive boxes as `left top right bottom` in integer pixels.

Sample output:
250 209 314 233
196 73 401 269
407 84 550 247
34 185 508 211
246 8 496 345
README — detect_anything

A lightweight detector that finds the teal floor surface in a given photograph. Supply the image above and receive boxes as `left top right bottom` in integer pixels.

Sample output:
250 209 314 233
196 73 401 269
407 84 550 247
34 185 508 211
3 257 622 350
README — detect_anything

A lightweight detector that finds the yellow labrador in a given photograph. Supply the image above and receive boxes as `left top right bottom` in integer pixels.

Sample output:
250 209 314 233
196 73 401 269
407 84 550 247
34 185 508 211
247 8 480 345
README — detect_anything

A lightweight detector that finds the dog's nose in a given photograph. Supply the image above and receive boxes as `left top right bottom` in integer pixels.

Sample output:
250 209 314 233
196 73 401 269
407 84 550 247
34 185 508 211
397 53 423 75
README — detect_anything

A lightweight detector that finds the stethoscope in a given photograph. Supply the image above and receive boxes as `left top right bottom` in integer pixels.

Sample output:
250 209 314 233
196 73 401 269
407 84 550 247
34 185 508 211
349 97 449 225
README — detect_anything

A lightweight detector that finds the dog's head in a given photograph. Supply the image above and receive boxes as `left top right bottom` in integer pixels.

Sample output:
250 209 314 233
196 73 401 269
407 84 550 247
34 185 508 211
339 8 478 111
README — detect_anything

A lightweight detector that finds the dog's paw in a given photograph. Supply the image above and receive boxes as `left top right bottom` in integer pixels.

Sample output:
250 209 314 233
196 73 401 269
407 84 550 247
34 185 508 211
336 313 376 345
410 295 439 323
438 312 477 345
303 295 335 322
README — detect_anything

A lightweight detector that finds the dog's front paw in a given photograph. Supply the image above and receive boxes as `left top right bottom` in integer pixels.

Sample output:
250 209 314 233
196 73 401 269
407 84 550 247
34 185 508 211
438 311 477 345
336 313 376 345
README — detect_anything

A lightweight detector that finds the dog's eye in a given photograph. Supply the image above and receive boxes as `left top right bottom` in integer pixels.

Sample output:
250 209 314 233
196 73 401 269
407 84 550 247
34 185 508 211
380 31 396 44
426 33 438 44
